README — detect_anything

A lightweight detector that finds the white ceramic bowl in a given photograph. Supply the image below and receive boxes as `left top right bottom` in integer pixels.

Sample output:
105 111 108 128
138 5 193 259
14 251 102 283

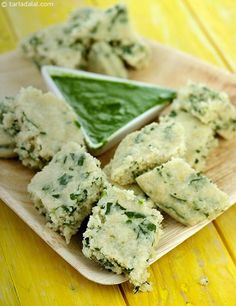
42 66 175 155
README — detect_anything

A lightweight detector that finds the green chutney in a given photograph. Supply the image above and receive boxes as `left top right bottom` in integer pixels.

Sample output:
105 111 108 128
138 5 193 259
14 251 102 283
52 74 176 149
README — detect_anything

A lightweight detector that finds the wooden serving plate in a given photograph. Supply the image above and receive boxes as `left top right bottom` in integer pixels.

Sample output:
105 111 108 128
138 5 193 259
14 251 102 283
0 41 236 285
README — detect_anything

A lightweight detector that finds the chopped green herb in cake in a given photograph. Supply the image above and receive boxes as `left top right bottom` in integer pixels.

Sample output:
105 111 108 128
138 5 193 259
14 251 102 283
173 82 236 139
28 142 105 243
136 158 229 226
109 120 185 185
82 185 163 292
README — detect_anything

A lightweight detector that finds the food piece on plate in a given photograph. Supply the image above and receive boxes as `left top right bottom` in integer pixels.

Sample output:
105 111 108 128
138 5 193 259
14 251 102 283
51 72 176 151
67 6 102 26
103 162 155 208
82 185 163 292
109 120 185 185
87 42 128 78
66 6 103 39
160 110 218 171
69 4 137 42
136 158 229 226
173 82 236 139
113 38 150 69
28 142 105 243
0 97 17 158
0 128 15 158
3 87 84 169
21 4 150 76
21 24 85 69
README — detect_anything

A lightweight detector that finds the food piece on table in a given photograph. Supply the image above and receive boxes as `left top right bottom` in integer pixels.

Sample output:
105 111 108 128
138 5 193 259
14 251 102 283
103 162 155 208
21 24 86 69
87 42 128 78
3 87 84 169
109 120 185 185
136 158 229 226
28 142 105 243
173 82 236 139
113 38 150 69
0 97 17 158
82 185 163 292
160 110 218 171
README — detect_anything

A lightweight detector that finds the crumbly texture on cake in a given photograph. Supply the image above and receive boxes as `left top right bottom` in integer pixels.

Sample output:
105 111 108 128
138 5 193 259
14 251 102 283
68 4 137 42
82 185 163 292
113 38 150 69
136 158 229 226
0 97 16 158
28 142 105 243
109 120 186 185
3 87 84 169
21 24 86 69
103 162 154 208
21 4 150 76
173 82 236 139
87 41 127 78
160 110 218 171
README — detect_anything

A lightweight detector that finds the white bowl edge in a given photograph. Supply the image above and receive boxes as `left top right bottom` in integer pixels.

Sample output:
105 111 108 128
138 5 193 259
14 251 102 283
41 66 173 155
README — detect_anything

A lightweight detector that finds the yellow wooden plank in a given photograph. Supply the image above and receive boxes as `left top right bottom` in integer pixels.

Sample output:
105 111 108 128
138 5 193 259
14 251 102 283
0 244 21 306
185 0 236 71
4 0 87 40
1 1 236 305
122 224 236 306
0 8 17 53
214 206 236 262
0 201 126 306
182 0 236 261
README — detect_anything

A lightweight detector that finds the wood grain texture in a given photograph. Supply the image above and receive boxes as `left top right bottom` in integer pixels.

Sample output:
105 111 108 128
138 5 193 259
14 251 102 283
0 242 21 306
0 1 236 305
122 224 236 306
185 0 236 71
0 41 236 287
4 0 87 40
0 201 126 306
213 205 236 262
0 8 17 53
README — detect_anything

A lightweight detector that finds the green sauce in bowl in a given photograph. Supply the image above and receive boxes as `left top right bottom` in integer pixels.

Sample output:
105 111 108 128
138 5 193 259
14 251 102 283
51 73 176 151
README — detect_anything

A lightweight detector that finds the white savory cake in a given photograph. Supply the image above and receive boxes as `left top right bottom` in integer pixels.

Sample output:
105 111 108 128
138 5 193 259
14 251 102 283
21 24 86 69
103 162 155 208
3 87 84 169
173 82 236 139
68 4 137 42
109 120 186 185
113 38 150 69
87 41 128 78
28 142 105 243
21 4 150 76
0 97 16 158
136 158 229 226
160 110 218 171
82 185 163 292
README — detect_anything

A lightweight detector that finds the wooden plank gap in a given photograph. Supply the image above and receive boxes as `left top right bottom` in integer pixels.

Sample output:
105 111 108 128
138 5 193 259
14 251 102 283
0 243 22 306
118 284 131 306
1 8 18 43
213 220 236 264
182 0 233 72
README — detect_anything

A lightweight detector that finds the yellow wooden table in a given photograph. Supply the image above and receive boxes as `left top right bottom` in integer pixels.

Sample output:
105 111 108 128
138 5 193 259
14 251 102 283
0 1 236 305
